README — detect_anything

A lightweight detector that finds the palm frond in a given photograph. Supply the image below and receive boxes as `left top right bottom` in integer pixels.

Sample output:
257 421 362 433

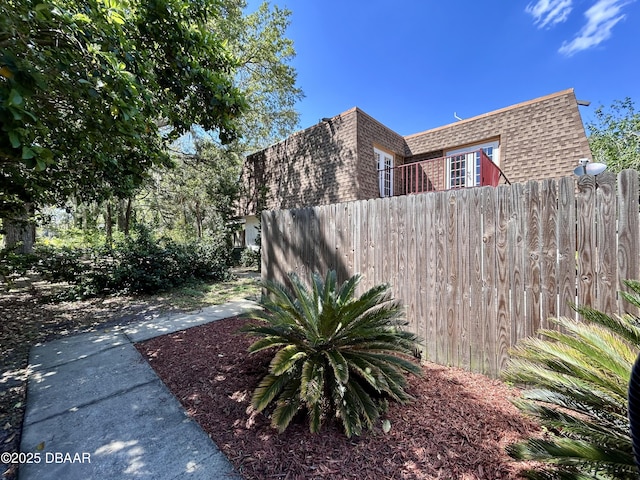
245 336 291 354
300 358 325 405
245 270 421 437
503 283 640 479
269 345 307 376
252 373 290 412
308 401 324 434
271 377 303 432
323 349 349 384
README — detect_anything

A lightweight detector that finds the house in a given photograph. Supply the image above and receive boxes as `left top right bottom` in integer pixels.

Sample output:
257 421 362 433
236 88 592 249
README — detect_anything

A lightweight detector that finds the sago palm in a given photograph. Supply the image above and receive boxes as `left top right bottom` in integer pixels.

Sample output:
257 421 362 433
242 270 422 437
502 279 640 479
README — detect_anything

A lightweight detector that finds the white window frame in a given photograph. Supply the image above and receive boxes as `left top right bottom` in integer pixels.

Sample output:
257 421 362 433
445 140 499 188
375 147 394 197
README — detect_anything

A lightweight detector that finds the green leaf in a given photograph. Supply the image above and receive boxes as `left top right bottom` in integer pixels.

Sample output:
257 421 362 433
8 89 23 106
323 349 349 384
272 397 301 433
21 146 35 160
72 13 91 23
35 158 47 171
251 374 287 412
109 12 125 25
300 359 324 405
8 131 20 148
269 345 306 376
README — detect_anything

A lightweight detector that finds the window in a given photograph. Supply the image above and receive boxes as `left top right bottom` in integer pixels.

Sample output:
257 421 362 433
446 141 499 188
375 147 394 197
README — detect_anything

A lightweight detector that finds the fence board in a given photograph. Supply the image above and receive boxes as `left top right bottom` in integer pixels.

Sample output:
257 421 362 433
424 193 438 362
396 196 410 332
262 171 640 377
313 206 326 279
596 172 617 314
482 187 497 377
618 170 640 314
540 179 558 328
350 202 360 289
310 209 320 276
434 192 447 365
291 209 302 279
445 190 459 367
366 199 377 291
414 194 427 357
577 176 596 308
468 188 484 372
557 177 576 320
508 183 526 344
333 204 344 282
293 209 305 280
496 185 511 373
456 189 471 370
525 181 542 335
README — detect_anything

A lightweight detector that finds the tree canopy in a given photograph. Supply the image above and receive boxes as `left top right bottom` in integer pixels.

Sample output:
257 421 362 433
138 0 303 241
587 98 640 173
0 0 247 219
222 0 303 152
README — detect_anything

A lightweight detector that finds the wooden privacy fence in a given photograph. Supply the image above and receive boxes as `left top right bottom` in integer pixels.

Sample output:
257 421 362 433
261 170 640 377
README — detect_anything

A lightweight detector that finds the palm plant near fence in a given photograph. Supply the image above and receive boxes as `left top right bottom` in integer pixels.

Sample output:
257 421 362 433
242 270 422 437
503 280 640 479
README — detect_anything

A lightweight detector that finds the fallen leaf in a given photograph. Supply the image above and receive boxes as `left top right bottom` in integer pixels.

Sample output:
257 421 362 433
36 441 45 451
382 419 391 433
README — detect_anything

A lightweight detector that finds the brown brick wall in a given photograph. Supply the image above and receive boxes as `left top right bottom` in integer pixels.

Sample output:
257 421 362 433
239 89 592 216
239 109 360 214
354 109 407 199
404 89 592 184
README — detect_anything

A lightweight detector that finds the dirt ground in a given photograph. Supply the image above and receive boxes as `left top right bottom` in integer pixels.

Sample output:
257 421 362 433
137 316 542 480
2 271 540 480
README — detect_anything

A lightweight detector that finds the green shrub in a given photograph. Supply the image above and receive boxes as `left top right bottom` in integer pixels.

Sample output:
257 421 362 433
239 248 260 269
187 240 233 281
31 226 232 298
0 245 38 289
34 245 86 283
502 280 640 479
242 270 422 438
38 227 110 249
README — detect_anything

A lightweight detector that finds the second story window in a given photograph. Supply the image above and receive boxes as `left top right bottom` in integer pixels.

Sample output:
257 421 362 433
446 140 500 188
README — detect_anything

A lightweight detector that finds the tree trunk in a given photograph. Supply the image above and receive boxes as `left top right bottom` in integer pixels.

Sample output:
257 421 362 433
105 202 113 248
195 201 203 239
2 204 36 254
74 198 83 229
117 199 127 233
124 198 132 236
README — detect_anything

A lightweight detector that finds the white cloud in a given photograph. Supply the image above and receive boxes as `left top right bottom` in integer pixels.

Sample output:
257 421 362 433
526 0 573 28
559 0 634 56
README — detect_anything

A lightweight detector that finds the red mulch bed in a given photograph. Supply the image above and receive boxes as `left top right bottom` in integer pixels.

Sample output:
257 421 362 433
135 317 540 480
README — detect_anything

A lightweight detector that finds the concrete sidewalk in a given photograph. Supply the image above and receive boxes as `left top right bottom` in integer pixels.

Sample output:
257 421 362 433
19 299 258 480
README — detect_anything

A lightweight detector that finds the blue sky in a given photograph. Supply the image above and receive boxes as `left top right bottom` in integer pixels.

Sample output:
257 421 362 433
247 0 640 136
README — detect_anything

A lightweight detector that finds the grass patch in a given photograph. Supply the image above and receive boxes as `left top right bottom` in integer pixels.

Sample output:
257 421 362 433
156 273 261 310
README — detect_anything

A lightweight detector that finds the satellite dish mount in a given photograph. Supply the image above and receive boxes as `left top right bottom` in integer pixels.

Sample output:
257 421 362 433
573 158 607 177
